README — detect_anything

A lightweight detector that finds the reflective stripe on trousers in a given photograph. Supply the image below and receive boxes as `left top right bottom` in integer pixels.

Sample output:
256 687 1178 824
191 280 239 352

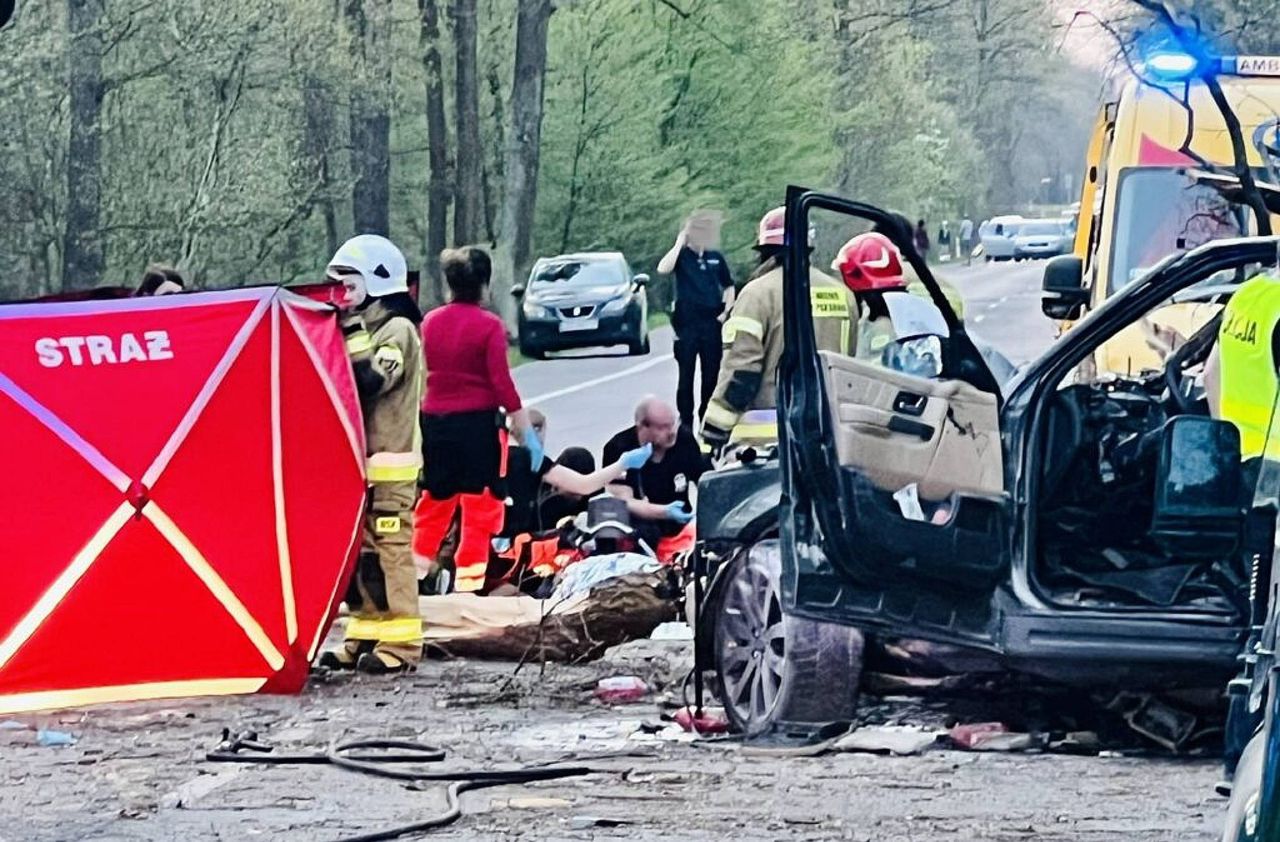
346 616 422 644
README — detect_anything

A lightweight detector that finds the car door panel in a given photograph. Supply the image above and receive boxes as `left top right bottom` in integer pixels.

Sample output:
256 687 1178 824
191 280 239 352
820 351 1003 500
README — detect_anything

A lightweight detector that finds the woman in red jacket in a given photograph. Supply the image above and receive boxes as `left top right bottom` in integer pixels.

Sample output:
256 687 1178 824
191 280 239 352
412 247 540 593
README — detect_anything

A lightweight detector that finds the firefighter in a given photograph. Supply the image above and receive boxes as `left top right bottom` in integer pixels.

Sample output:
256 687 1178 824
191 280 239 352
832 232 950 378
699 207 858 453
319 235 425 675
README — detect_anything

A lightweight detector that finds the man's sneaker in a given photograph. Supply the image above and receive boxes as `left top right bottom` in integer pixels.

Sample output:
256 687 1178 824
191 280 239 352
355 651 416 675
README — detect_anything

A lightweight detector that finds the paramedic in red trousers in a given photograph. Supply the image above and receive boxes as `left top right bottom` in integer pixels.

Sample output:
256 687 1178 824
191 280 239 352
412 247 542 594
657 221 736 428
319 235 425 675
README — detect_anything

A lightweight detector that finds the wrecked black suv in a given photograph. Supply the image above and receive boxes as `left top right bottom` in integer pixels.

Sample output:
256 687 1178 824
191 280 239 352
694 187 1277 735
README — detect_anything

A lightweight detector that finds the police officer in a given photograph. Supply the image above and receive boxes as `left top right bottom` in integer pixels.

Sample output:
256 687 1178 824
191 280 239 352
699 207 858 453
1206 272 1280 475
657 216 736 428
319 235 425 675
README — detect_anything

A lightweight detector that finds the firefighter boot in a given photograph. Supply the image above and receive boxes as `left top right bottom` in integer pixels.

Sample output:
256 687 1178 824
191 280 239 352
317 639 373 672
356 649 417 675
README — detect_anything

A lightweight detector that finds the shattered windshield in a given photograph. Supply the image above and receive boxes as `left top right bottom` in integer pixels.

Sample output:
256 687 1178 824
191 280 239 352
1108 168 1247 295
530 258 627 288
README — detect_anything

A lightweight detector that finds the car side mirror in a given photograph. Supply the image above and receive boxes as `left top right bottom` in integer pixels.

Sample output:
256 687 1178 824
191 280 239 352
1041 255 1088 320
1151 416 1243 558
511 284 526 298
632 273 650 287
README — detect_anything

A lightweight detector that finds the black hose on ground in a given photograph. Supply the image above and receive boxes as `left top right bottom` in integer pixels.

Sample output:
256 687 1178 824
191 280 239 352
206 730 592 841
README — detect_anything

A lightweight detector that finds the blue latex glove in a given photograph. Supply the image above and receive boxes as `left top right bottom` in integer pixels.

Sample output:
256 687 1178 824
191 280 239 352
523 427 544 470
620 442 654 471
665 501 694 525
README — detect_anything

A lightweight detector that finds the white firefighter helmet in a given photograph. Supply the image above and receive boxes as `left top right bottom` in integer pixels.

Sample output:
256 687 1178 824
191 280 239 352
327 235 409 306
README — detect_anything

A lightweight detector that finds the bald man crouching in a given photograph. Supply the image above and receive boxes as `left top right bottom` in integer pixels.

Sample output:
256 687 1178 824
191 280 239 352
601 396 708 556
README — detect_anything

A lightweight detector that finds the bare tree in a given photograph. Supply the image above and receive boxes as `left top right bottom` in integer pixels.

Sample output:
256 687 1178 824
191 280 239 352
420 0 451 302
346 0 392 236
452 0 483 244
62 0 105 290
493 0 553 320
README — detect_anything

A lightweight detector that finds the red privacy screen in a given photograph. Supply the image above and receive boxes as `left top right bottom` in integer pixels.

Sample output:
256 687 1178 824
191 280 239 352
0 288 366 713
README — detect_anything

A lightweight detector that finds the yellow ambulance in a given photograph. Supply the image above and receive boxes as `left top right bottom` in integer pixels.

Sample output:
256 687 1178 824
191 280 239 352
1045 53 1280 376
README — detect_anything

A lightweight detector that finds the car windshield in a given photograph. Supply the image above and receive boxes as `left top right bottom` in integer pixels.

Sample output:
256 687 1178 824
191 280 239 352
530 258 625 287
1020 222 1061 237
1108 168 1247 295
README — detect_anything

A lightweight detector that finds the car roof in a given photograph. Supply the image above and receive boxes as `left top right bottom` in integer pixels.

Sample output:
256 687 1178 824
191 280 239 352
535 251 625 264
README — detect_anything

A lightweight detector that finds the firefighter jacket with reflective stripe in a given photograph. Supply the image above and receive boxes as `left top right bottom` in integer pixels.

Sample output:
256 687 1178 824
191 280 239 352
1219 275 1280 460
703 265 856 434
346 299 425 482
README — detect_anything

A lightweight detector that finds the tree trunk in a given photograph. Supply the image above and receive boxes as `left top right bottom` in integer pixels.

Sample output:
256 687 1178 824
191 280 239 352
452 0 483 244
493 0 552 323
346 0 392 236
419 0 451 305
303 76 340 258
62 0 105 291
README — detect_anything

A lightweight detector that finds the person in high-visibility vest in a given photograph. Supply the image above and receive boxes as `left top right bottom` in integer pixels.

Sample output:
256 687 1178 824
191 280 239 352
1205 273 1280 474
699 207 858 454
318 235 426 675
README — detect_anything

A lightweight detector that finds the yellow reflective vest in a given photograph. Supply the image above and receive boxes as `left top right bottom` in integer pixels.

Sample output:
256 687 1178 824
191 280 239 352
1219 275 1280 460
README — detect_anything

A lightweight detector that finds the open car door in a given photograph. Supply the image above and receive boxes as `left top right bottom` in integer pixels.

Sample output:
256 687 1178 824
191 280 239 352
777 187 1007 647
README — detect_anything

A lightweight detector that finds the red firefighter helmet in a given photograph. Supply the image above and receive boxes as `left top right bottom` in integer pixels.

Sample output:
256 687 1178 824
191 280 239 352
756 206 815 249
832 232 907 293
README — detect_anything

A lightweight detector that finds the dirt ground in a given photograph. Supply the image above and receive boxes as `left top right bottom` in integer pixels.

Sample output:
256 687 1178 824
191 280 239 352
0 638 1227 842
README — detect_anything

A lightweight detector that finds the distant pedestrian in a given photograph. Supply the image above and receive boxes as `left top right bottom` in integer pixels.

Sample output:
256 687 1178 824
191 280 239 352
959 217 974 265
937 221 952 262
657 212 736 428
914 220 931 262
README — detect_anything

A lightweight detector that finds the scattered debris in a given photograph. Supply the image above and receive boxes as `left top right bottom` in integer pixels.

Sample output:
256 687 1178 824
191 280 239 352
949 722 1008 749
594 676 648 704
649 622 693 641
672 706 729 735
505 797 572 810
949 722 1046 752
833 725 942 756
0 721 30 731
36 729 77 747
569 815 631 829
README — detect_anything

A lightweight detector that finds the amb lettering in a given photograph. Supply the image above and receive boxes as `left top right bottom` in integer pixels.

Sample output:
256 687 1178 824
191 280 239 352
1222 313 1259 346
35 331 175 368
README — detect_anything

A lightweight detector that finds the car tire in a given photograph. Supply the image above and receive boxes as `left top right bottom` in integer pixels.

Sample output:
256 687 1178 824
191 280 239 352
519 340 545 361
629 333 650 356
712 540 863 735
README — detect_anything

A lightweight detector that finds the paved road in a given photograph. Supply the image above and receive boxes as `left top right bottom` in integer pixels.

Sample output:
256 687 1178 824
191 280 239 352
513 258 1057 459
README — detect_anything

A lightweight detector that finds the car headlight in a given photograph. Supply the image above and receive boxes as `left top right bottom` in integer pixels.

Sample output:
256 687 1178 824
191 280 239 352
523 298 550 319
601 295 632 315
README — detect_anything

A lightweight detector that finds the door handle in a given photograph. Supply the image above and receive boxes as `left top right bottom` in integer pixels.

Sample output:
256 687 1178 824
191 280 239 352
893 391 928 417
887 416 935 440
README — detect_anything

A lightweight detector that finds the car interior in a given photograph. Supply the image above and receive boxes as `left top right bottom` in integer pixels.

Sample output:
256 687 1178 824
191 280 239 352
813 280 1257 611
1034 307 1253 615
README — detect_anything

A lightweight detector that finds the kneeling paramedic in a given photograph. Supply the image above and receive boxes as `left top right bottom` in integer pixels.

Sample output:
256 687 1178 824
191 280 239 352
319 235 425 675
700 207 858 454
833 232 949 378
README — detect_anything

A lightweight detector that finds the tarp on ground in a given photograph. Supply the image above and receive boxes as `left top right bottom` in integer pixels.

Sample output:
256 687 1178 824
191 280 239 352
0 287 366 714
